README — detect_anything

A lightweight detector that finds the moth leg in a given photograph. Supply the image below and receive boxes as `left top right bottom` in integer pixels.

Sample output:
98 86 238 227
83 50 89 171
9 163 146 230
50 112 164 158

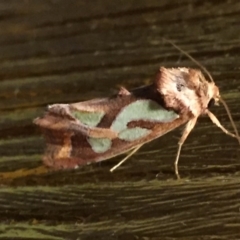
207 110 240 143
110 144 143 172
175 117 197 179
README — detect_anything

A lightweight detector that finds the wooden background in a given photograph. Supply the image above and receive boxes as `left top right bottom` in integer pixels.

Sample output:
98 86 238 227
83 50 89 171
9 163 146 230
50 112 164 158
0 0 240 239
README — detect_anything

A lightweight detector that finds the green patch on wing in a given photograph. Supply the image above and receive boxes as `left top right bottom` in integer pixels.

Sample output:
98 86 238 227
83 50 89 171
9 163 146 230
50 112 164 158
87 137 112 153
71 111 105 127
111 100 178 132
119 127 151 141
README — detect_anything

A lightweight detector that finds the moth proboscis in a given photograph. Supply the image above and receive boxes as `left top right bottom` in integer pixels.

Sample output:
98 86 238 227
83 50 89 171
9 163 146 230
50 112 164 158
34 39 240 179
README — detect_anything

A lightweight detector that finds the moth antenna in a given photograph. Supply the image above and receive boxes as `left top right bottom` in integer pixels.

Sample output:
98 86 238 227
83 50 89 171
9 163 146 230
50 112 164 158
163 38 214 83
219 98 240 145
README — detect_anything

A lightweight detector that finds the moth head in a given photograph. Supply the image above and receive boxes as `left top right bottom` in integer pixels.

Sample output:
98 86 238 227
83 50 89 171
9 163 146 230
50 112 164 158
206 82 220 109
192 69 221 114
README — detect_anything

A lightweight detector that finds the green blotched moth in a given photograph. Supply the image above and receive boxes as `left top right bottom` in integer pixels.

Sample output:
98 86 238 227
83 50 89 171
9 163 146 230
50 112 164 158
34 66 240 178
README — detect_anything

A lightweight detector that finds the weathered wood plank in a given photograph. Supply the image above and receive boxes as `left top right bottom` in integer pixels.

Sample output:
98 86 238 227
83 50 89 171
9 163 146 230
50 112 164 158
0 0 240 239
0 179 240 239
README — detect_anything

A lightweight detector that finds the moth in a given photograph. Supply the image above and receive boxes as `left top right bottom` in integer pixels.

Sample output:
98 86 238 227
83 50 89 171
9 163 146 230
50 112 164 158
34 63 240 178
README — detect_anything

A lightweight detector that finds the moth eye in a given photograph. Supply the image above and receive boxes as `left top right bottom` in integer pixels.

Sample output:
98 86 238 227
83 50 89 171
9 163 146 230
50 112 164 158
208 98 215 108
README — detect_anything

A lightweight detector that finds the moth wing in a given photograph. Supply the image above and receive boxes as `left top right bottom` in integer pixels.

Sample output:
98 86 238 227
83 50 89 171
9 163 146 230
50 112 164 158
34 93 184 170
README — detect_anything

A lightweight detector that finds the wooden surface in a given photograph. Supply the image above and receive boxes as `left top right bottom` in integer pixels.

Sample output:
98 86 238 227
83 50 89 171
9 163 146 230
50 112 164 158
0 0 240 239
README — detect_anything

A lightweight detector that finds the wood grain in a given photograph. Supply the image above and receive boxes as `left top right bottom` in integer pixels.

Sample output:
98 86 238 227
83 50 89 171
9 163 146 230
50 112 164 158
0 0 240 239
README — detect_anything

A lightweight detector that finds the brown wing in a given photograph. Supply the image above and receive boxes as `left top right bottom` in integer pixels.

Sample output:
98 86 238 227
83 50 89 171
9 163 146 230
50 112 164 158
34 89 188 169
